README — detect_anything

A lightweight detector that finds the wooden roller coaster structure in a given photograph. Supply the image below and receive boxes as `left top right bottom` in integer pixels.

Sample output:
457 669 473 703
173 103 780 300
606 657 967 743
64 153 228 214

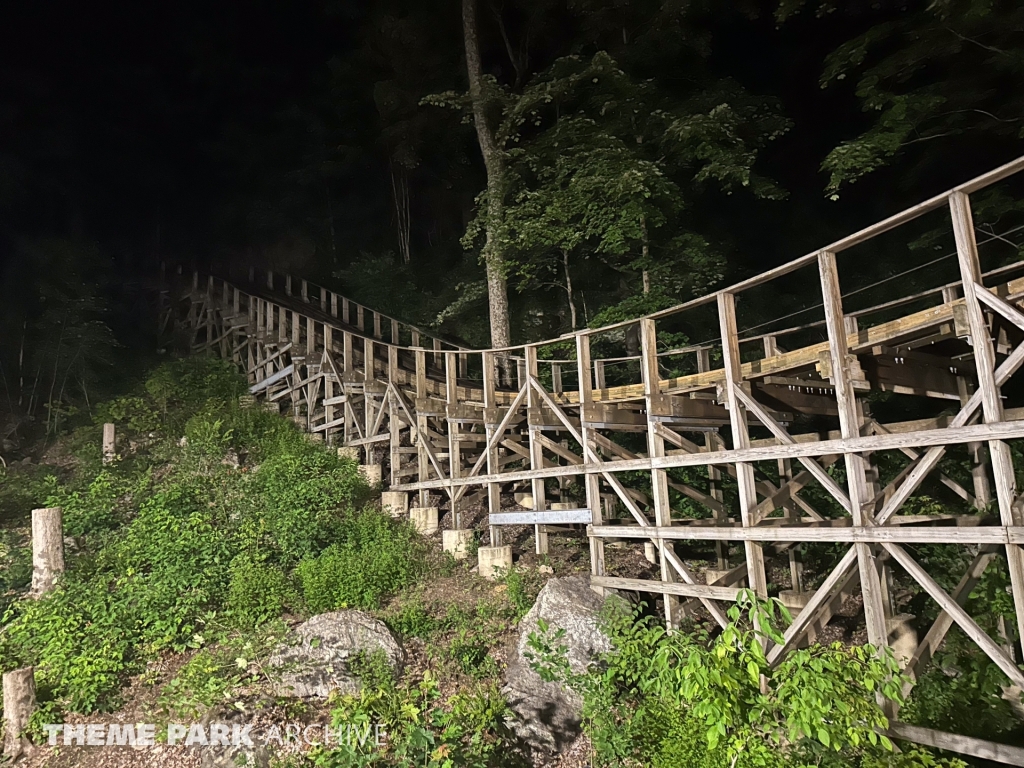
165 156 1024 763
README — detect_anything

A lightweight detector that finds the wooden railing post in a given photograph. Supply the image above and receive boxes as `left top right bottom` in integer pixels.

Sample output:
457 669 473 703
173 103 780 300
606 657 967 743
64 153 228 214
525 346 548 554
578 333 605 589
2 667 36 760
102 422 116 464
717 293 769 602
818 250 889 654
31 507 64 598
951 190 1024 647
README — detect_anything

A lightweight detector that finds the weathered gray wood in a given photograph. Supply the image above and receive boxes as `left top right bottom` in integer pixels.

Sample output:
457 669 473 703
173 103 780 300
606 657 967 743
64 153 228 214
392 419 1024 493
889 722 1024 766
31 507 64 598
883 542 1024 689
102 422 116 464
640 319 682 624
902 546 997 696
491 509 593 525
591 575 743 602
819 249 889 654
718 294 765 598
590 524 1021 544
951 189 1024 649
2 667 36 760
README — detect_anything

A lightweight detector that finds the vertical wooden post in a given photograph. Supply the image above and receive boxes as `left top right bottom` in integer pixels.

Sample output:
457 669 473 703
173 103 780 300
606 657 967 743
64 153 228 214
415 349 430 506
324 325 336 445
266 269 274 290
356 305 365 331
364 337 376 438
578 334 606 589
31 507 64 598
717 293 769 601
102 422 116 464
391 319 400 345
446 352 462 528
343 332 354 373
2 667 36 760
818 250 889 652
593 360 606 391
525 346 548 554
483 352 502 546
551 362 562 394
951 190 1024 647
433 338 442 369
285 274 292 296
957 377 992 509
373 312 382 340
640 319 681 626
301 279 309 302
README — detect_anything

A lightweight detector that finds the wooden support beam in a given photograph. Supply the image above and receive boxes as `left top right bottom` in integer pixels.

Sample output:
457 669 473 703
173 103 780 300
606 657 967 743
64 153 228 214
819 249 889 653
718 293 768 601
951 189 1024 648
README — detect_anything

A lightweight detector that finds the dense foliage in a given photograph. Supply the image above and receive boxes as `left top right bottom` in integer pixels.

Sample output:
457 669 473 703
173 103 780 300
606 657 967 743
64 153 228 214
528 594 967 768
0 358 423 713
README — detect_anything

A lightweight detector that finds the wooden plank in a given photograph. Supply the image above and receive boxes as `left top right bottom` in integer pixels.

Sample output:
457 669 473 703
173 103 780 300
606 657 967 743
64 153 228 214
591 575 743 602
589 524 1020 544
491 509 593 525
249 364 294 393
392 419 1024 493
889 722 1024 767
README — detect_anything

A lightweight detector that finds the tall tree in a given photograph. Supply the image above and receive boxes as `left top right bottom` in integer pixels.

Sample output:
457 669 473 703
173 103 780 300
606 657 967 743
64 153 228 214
462 0 512 350
778 0 1024 197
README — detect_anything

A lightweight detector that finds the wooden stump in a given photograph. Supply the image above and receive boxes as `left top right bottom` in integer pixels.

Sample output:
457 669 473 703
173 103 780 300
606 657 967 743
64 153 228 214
31 507 64 598
102 423 116 464
2 667 36 760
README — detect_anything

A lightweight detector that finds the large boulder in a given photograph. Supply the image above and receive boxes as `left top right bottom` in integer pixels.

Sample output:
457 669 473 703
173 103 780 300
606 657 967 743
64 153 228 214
269 611 403 698
503 575 613 753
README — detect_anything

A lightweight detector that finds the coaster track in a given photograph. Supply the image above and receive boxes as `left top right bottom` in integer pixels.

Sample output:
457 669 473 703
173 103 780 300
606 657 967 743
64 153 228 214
164 155 1024 764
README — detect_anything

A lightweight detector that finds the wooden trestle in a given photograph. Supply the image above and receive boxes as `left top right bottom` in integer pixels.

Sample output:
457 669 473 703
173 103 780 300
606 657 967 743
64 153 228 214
165 156 1024 764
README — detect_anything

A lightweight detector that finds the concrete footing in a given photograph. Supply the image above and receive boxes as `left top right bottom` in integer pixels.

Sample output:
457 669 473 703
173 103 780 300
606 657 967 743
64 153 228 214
778 589 813 614
359 464 382 486
705 568 738 586
644 542 658 564
887 613 918 666
478 545 513 580
337 446 359 462
443 529 474 560
513 491 534 508
262 401 280 413
410 507 439 535
380 491 408 517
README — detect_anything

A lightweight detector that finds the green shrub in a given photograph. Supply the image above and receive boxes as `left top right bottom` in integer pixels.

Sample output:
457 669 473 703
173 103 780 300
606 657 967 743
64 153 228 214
298 511 425 612
252 446 366 566
227 555 298 629
527 595 967 768
309 672 525 767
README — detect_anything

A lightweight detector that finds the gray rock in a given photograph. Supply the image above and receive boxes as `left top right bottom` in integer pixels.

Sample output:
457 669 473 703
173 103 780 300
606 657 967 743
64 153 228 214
503 575 613 754
199 706 271 768
269 611 403 698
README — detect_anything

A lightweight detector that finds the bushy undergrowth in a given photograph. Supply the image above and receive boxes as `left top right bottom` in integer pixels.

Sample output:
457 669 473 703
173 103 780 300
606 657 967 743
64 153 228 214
528 594 968 768
306 668 526 768
0 357 424 713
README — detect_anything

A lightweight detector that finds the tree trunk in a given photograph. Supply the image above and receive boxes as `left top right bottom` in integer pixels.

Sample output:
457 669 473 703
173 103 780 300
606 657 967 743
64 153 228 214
2 667 36 760
562 249 577 329
462 0 511 355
